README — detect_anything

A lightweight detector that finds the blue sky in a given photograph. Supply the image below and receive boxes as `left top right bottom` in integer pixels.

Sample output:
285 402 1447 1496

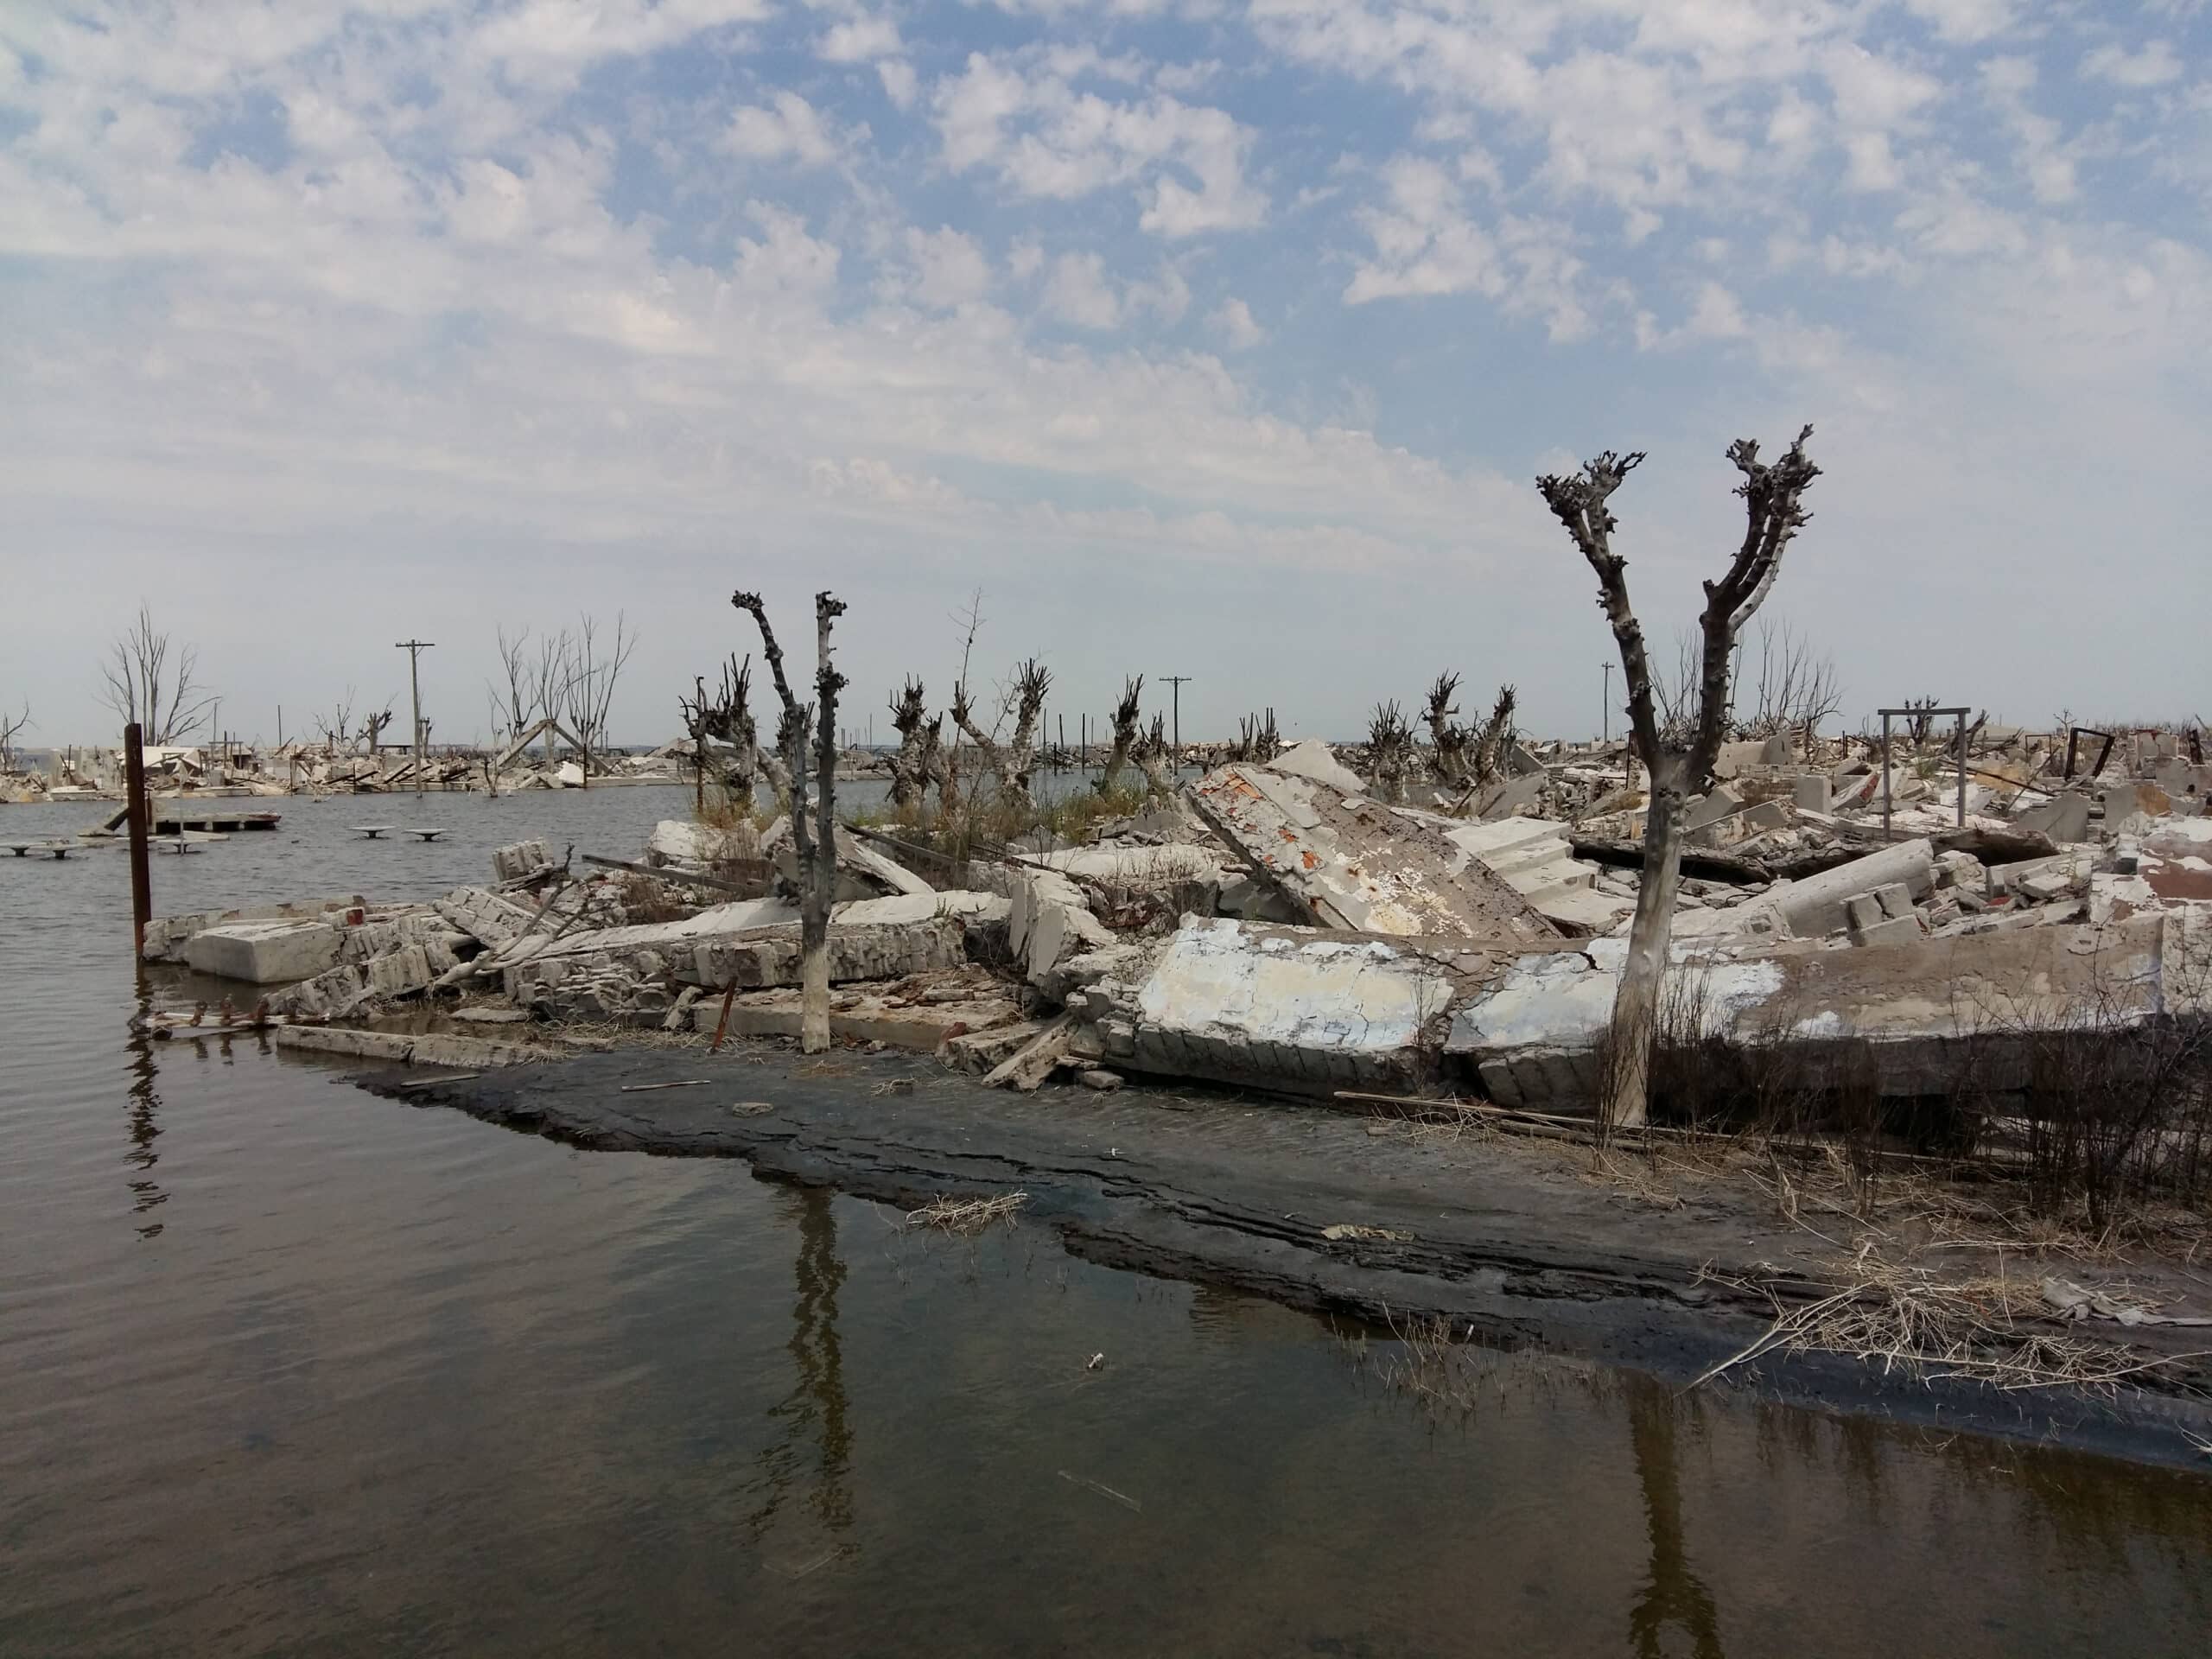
3 1 2209 746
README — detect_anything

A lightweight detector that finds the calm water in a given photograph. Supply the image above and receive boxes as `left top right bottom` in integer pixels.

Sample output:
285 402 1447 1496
3 786 2209 1657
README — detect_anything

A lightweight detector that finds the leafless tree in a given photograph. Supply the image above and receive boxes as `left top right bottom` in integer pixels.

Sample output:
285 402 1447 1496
1365 700 1416 803
489 627 535 747
1738 618 1842 748
734 589 847 1054
1098 676 1144 790
1133 714 1175 798
1471 683 1518 785
561 611 639 768
1538 424 1821 1131
529 631 577 760
314 689 359 757
1902 695 1942 746
680 653 764 808
1232 707 1281 764
360 705 395 753
951 657 1052 812
1424 673 1471 785
886 678 940 810
99 603 215 745
0 701 30 773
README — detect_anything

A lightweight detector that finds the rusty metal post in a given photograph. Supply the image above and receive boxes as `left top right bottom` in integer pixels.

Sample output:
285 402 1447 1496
1955 711 1967 829
1880 710 1892 843
124 721 152 959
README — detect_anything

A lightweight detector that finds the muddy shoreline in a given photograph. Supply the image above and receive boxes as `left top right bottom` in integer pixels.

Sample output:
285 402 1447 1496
351 1043 2212 1471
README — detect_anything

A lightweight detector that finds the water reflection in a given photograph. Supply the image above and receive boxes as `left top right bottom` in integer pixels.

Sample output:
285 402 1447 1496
123 992 168 1240
747 1185 855 1548
1626 1378 1725 1659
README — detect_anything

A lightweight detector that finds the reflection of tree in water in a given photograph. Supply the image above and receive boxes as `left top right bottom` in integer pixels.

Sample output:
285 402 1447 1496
1626 1379 1724 1659
746 1185 854 1543
124 995 169 1240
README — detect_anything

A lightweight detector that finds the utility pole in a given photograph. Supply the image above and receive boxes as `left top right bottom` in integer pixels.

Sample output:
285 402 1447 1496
1160 675 1192 766
1601 662 1611 745
396 639 435 796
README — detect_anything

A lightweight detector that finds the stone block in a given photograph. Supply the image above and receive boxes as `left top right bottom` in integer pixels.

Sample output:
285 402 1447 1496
1262 738 1366 795
492 840 556 882
2014 792 2090 843
364 944 435 998
1874 883 1915 919
1740 800 1790 833
1792 774 1832 813
1844 893 1882 931
1853 915 1923 948
183 919 343 985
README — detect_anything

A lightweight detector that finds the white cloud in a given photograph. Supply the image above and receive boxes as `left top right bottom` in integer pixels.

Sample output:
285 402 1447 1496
931 51 1267 236
2082 41 2184 88
905 225 993 308
723 91 848 167
878 60 918 109
1210 296 1264 349
817 15 901 63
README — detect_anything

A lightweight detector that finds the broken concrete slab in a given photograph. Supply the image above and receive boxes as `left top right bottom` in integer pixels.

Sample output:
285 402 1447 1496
181 918 343 985
1189 764 1560 948
1262 738 1366 795
1710 838 1936 940
2015 792 2091 844
1007 869 1114 1000
1096 917 1511 1098
492 840 556 882
273 1026 558 1068
1447 914 2172 1107
695 987 1021 1052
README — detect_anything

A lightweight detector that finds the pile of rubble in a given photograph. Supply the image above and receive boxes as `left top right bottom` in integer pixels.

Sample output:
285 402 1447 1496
139 718 2211 1120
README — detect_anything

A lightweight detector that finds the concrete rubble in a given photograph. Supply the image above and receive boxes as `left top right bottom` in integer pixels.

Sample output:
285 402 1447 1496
134 719 2212 1127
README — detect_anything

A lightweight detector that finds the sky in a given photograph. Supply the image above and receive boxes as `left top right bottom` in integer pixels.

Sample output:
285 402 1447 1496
3 1 2208 749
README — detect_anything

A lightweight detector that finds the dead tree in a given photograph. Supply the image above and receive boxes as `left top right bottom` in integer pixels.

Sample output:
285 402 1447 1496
1134 715 1175 798
1098 676 1145 790
1903 696 1940 746
1366 700 1416 803
0 701 29 773
886 678 941 811
561 612 638 774
490 628 535 749
314 689 359 758
99 603 213 745
679 653 764 808
1424 673 1471 785
1233 708 1280 764
360 706 396 755
1538 425 1820 1131
1471 683 1517 784
734 589 847 1054
951 657 1052 812
1740 619 1841 749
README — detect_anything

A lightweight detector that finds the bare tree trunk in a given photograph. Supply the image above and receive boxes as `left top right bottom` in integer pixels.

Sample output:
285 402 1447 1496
735 590 844 1055
1099 676 1142 791
1538 428 1819 1135
1605 772 1687 1129
802 596 847 1053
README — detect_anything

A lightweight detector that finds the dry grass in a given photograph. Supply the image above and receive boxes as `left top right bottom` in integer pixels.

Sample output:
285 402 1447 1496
906 1191 1029 1234
1687 1242 2209 1395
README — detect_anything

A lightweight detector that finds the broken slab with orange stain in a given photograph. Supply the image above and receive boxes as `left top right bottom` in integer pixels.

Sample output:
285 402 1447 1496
1187 763 1560 949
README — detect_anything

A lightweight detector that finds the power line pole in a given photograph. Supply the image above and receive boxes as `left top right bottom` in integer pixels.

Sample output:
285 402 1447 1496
1160 675 1192 764
396 639 435 796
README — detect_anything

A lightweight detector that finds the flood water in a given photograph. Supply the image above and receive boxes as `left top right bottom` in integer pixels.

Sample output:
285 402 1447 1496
3 786 2209 1656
